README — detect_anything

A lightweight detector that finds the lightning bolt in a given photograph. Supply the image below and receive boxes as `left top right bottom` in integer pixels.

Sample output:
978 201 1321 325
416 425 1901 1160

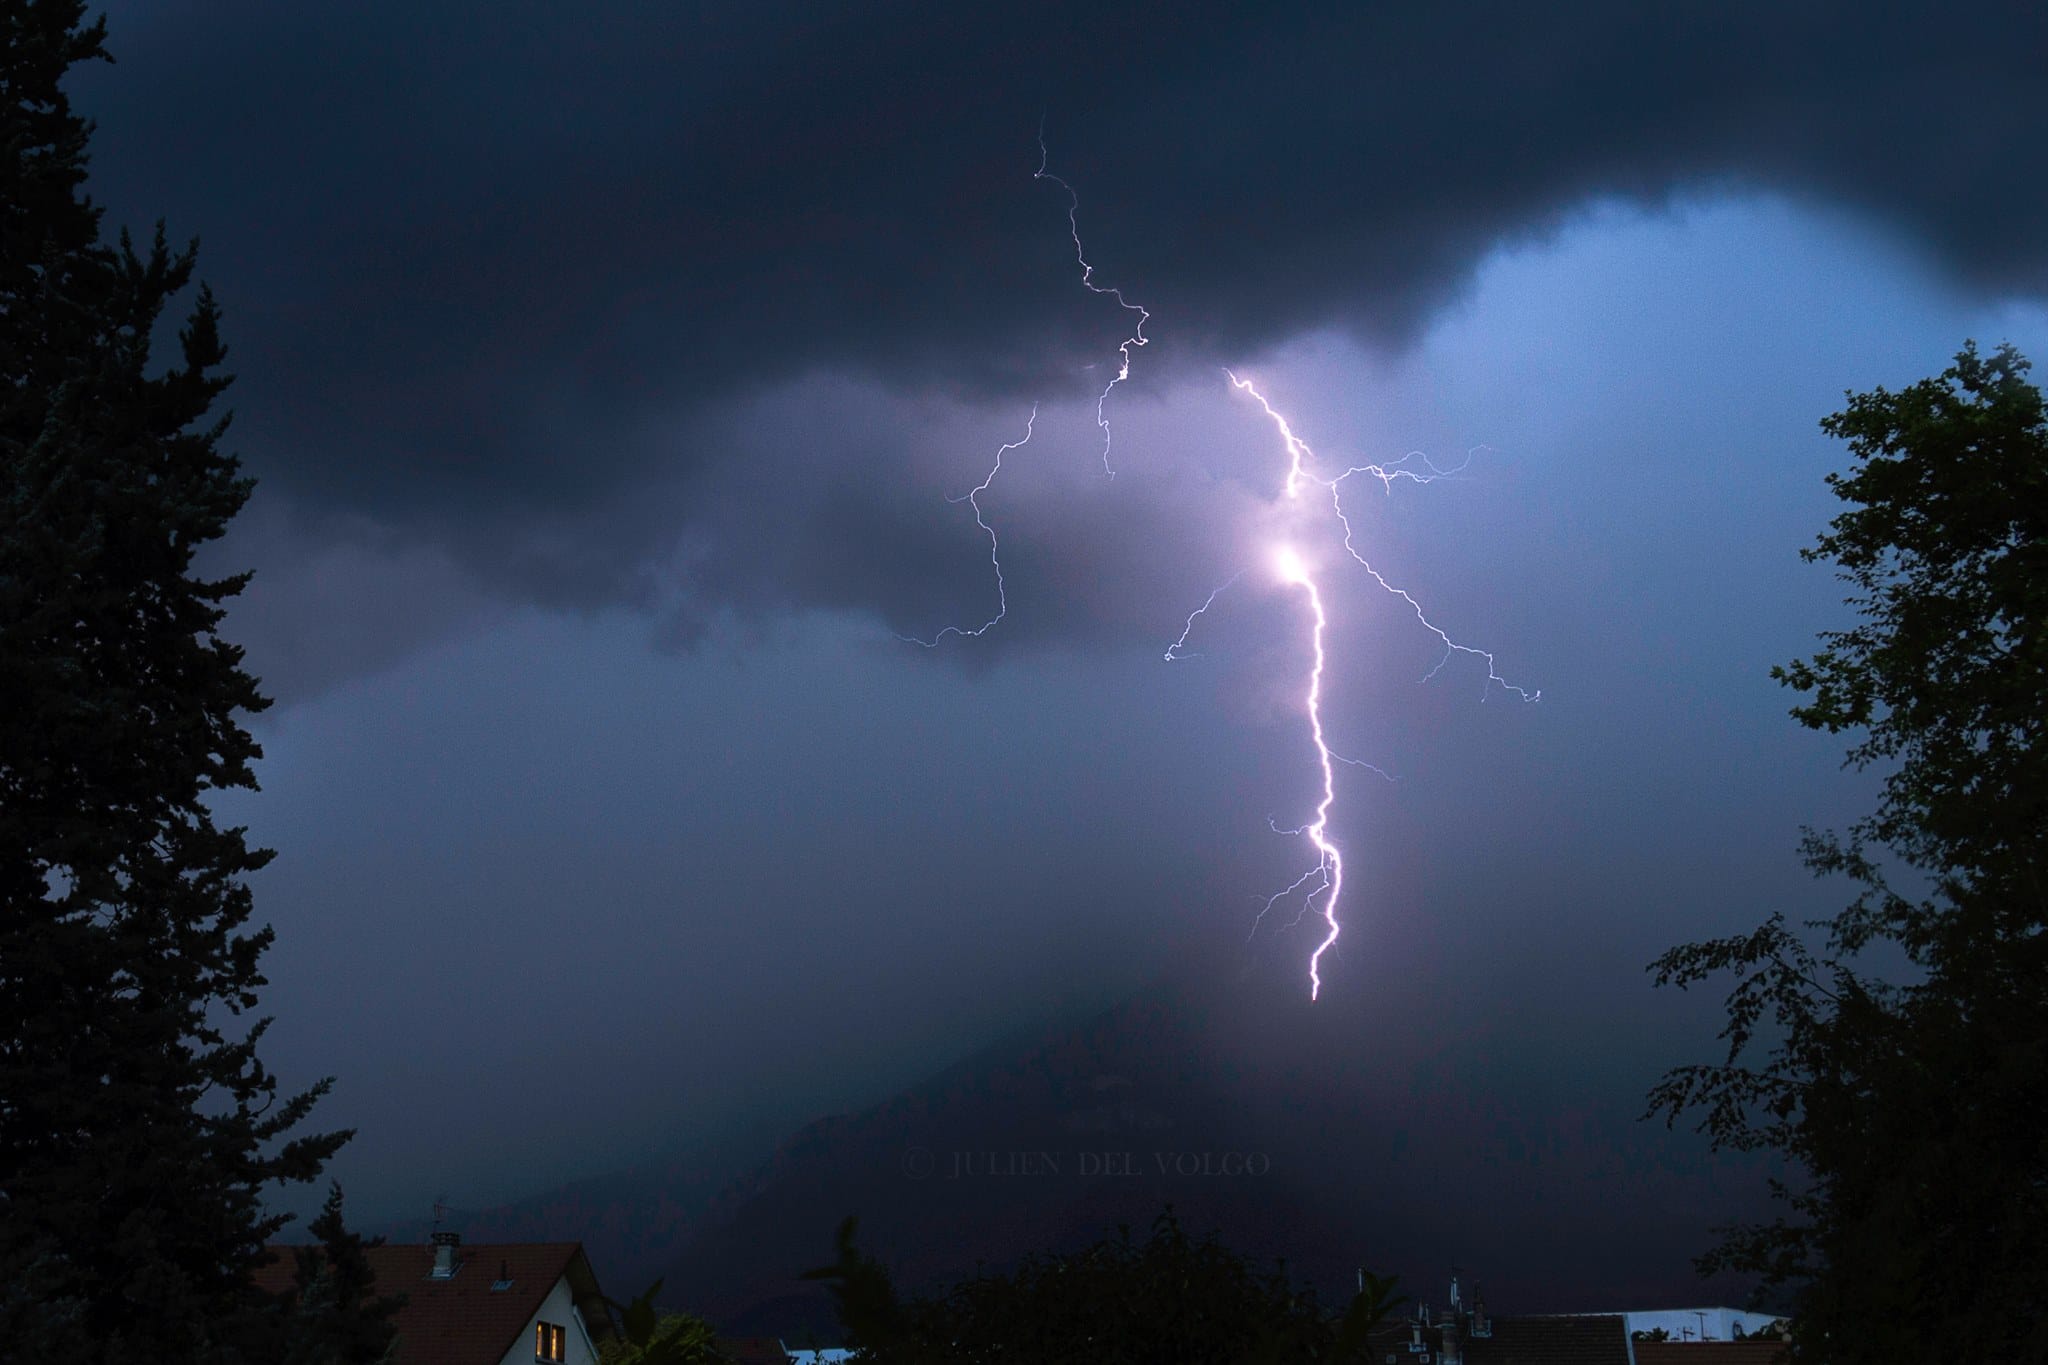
1331 752 1398 782
1222 375 1536 998
1270 545 1345 998
1229 372 1539 703
901 135 1535 1000
905 137 1149 649
1164 571 1244 662
899 406 1037 647
1224 369 1476 496
1036 130 1150 478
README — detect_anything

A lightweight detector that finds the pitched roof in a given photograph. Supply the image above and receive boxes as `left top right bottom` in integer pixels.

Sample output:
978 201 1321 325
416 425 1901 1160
1367 1313 1632 1365
253 1240 613 1365
718 1338 792 1365
1634 1344 1789 1365
1464 1314 1633 1365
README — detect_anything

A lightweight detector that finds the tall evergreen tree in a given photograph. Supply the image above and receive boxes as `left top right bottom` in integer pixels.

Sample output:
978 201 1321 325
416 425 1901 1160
0 3 349 1358
272 1185 406 1365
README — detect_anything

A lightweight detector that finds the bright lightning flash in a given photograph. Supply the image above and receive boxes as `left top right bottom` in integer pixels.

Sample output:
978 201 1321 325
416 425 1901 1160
1267 543 1345 999
1220 378 1537 999
904 136 1536 1001
1231 372 1539 704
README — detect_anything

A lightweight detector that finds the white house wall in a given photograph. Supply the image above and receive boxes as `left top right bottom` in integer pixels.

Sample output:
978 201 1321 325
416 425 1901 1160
1621 1308 1782 1342
498 1275 601 1365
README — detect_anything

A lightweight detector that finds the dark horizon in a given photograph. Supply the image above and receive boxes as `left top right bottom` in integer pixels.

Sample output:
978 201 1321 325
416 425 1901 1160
389 955 1790 1333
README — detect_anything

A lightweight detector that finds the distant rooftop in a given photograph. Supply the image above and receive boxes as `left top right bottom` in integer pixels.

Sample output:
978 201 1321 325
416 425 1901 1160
252 1239 612 1365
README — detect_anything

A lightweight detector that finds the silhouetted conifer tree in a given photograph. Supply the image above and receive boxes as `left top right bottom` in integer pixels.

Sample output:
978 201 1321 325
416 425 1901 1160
272 1186 406 1365
0 3 354 1358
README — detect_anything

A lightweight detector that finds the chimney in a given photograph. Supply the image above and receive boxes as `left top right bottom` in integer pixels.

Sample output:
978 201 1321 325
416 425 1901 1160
430 1230 461 1279
1470 1284 1491 1339
1439 1311 1463 1365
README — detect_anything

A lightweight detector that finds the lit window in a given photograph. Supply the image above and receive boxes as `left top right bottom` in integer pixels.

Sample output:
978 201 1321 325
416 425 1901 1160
535 1321 566 1362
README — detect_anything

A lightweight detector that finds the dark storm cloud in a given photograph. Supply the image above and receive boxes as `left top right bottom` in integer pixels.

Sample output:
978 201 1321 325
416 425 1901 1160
79 0 2048 647
657 377 1272 654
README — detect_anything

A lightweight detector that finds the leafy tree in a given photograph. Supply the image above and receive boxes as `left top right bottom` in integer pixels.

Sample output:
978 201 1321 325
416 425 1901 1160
0 2 352 1358
801 1216 917 1354
806 1209 1399 1364
1338 1268 1408 1350
1647 343 2047 1363
600 1280 728 1365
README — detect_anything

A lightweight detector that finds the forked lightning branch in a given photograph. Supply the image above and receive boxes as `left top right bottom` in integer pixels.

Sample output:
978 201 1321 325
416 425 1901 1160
907 138 1536 998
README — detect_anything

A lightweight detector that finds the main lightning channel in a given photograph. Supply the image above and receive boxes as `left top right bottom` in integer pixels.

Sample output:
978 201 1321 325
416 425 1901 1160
1229 375 1536 999
1273 546 1344 1000
1230 372 1539 703
898 406 1038 647
1037 131 1150 478
900 136 1533 1000
1225 369 1465 499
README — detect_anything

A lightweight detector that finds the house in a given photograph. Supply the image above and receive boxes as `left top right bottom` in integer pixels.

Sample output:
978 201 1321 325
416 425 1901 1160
253 1231 616 1365
1633 1344 1789 1365
1616 1307 1786 1342
1366 1276 1634 1365
1464 1315 1632 1365
1367 1302 1633 1365
1366 1269 1795 1365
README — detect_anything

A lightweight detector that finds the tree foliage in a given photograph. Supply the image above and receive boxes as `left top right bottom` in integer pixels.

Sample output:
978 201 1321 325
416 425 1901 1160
805 1210 1402 1365
1648 343 2047 1363
599 1279 729 1365
0 2 353 1358
1781 341 2047 952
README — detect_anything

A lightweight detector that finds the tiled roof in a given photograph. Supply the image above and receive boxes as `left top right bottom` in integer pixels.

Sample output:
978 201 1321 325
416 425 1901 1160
1366 1313 1632 1365
1464 1314 1632 1365
253 1241 610 1365
1634 1343 1789 1365
718 1338 792 1365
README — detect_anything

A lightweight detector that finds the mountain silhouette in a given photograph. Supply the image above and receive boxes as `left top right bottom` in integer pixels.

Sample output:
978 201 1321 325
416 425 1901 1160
644 954 1770 1335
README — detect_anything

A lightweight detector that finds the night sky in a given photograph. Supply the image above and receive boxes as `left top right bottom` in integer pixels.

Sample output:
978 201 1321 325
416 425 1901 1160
71 1 2048 1237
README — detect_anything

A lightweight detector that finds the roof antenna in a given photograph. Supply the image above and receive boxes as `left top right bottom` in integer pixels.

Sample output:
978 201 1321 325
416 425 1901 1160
432 1194 452 1232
